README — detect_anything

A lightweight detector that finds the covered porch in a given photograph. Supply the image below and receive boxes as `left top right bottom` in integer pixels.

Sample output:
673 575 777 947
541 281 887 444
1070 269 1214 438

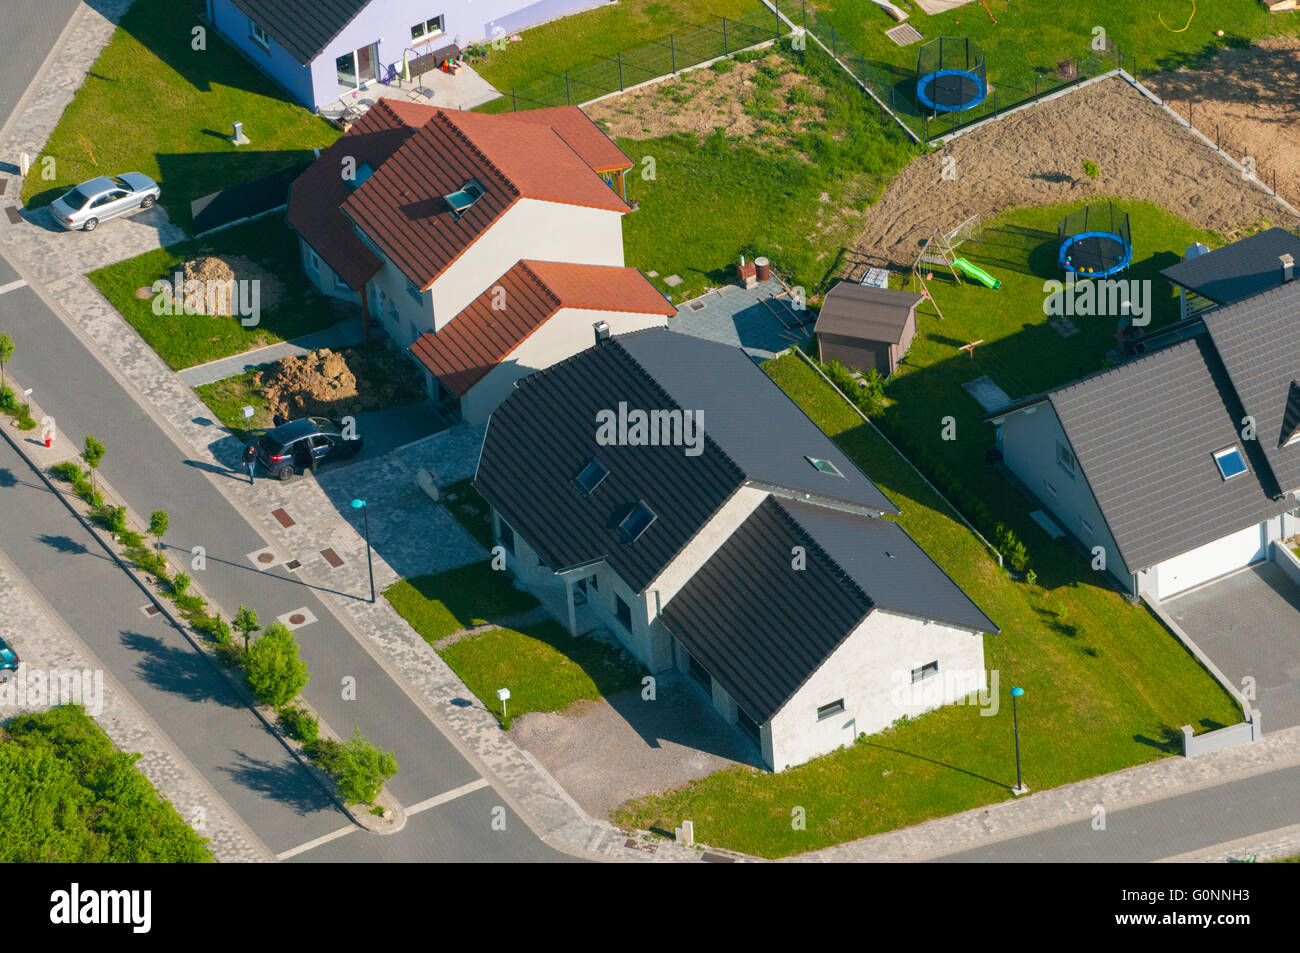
321 50 501 124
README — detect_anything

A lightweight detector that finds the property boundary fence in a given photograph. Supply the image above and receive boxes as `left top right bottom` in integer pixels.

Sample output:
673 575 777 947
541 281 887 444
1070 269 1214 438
495 4 784 111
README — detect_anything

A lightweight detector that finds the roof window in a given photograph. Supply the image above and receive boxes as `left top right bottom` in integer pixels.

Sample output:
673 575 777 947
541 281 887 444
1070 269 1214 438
618 501 657 543
1212 446 1247 480
572 458 609 497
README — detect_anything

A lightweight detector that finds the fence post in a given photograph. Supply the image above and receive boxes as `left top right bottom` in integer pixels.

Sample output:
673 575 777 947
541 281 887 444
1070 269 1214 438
723 17 729 55
774 0 781 38
618 51 624 91
565 71 571 106
511 88 517 111
832 26 836 59
802 0 807 30
670 34 676 74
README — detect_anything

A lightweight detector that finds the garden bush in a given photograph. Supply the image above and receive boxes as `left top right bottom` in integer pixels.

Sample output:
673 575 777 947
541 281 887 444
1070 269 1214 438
277 705 319 745
305 736 344 774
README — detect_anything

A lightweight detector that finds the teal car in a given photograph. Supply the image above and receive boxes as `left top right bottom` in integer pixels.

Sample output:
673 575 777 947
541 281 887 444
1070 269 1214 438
0 636 18 683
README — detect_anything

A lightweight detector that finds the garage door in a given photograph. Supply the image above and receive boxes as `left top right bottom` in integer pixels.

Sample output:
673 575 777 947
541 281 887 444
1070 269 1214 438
1155 523 1267 600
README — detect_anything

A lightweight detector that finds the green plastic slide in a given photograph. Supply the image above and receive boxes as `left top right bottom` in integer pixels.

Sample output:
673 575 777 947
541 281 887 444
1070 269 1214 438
953 258 1001 289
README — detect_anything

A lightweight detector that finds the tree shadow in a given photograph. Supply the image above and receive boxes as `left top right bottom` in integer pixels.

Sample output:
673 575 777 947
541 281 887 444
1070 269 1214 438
119 628 243 709
218 748 341 815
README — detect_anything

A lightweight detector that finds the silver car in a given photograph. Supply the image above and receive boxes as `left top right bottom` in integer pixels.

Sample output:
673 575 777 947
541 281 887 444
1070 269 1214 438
50 173 161 231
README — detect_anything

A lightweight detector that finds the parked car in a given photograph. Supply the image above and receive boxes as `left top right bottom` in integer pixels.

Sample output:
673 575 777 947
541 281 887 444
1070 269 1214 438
0 634 19 683
254 416 363 481
50 173 161 231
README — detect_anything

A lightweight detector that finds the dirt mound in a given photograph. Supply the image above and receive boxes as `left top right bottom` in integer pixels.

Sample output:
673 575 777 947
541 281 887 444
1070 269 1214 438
849 76 1299 272
254 348 366 419
168 255 284 316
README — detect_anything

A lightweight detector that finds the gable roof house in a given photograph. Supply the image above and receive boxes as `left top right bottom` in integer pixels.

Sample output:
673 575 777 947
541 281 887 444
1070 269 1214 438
206 0 607 112
476 329 997 770
988 240 1300 601
288 99 667 423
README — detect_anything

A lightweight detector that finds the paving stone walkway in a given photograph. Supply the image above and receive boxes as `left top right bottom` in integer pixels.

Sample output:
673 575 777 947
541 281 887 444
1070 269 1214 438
0 540 269 863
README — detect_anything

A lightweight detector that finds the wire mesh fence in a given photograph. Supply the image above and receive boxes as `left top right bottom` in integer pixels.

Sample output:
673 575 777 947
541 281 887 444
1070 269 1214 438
493 5 784 112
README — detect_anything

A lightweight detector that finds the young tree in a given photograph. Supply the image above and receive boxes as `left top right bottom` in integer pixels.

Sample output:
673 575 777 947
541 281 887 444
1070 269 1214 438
148 510 169 551
335 727 398 805
244 621 309 708
81 435 106 493
232 605 260 652
0 334 12 392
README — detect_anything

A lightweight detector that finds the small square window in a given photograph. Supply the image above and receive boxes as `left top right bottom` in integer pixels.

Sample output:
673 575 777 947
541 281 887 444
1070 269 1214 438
406 279 424 305
497 519 515 555
250 22 270 48
306 248 320 274
816 699 845 720
806 456 844 478
1056 441 1076 476
911 660 939 683
1044 479 1058 498
411 15 446 42
1213 446 1247 480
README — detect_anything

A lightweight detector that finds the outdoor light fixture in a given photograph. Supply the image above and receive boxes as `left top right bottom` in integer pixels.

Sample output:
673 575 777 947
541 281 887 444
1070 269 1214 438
1010 686 1028 796
351 498 375 603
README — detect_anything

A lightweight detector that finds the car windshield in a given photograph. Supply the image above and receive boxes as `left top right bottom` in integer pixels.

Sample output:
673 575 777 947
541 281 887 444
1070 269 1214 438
62 187 92 209
111 175 134 191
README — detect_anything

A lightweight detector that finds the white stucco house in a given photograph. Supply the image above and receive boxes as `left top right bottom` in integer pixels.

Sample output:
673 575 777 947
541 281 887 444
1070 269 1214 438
987 240 1300 601
475 329 998 771
287 98 666 423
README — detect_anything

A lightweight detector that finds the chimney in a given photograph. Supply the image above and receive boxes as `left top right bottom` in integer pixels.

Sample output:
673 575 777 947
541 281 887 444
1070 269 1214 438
1281 253 1295 284
593 320 610 345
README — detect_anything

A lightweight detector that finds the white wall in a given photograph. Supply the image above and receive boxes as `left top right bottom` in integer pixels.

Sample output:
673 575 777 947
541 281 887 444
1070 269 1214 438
766 610 986 771
993 402 1131 591
459 307 668 423
1144 516 1282 600
429 199 627 330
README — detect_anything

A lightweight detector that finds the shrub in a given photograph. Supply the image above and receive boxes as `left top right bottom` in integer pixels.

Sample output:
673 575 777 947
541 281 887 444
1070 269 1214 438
305 736 345 774
0 386 15 411
214 639 245 669
174 593 205 614
119 529 144 549
50 461 83 484
244 621 309 708
171 572 191 597
278 705 319 745
712 57 737 74
334 728 398 805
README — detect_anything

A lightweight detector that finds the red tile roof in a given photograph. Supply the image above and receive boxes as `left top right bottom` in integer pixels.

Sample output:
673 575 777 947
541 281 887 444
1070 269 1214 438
410 260 673 397
337 105 631 290
287 99 436 291
502 106 633 172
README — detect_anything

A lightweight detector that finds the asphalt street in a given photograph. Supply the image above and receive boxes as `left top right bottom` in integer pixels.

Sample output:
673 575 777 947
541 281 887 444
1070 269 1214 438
0 0 83 138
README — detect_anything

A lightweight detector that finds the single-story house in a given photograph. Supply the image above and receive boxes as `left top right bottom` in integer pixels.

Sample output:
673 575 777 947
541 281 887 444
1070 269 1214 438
476 328 997 770
288 99 658 423
813 282 924 376
987 253 1300 601
207 0 607 112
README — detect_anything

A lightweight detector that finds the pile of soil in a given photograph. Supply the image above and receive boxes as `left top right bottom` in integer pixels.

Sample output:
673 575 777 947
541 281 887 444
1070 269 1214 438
253 345 423 420
850 76 1299 271
167 255 284 316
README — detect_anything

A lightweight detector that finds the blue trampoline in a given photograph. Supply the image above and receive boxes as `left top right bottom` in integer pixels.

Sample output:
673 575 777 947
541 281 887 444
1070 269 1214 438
916 37 987 113
1058 202 1132 277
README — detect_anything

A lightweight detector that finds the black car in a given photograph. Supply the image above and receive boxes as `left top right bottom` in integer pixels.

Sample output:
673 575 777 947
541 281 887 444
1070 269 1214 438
0 634 19 684
254 416 362 481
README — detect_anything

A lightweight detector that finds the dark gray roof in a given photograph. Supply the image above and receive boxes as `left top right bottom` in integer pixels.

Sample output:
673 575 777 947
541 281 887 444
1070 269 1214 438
1160 227 1300 306
228 0 370 65
660 498 995 724
1201 279 1300 493
1046 335 1285 572
615 331 898 514
475 330 895 594
814 281 923 343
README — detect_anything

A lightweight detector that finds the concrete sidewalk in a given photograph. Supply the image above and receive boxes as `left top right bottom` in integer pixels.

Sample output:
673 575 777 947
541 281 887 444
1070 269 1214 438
178 316 369 387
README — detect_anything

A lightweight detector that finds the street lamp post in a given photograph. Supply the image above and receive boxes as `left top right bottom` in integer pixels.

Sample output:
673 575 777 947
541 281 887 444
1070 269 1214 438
1010 686 1028 796
351 498 374 603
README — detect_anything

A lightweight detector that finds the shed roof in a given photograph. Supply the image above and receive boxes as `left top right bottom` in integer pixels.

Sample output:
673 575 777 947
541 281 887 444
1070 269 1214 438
814 282 924 344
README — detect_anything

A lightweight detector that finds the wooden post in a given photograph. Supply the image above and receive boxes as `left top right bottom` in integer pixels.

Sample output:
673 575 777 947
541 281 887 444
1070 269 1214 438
723 17 729 55
618 52 624 90
670 35 676 74
565 71 571 105
360 282 372 344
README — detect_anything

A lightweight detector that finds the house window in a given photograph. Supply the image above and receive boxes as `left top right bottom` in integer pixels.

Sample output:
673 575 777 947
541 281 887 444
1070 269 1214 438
911 660 939 683
444 179 486 219
736 708 761 744
305 247 321 274
1080 515 1094 534
572 458 609 497
1056 441 1076 477
587 574 598 591
816 699 845 720
334 273 349 291
806 456 845 478
686 651 711 691
614 595 632 631
406 279 424 305
497 519 515 556
618 501 657 544
1212 446 1248 480
1044 479 1058 498
411 15 446 43
250 21 270 49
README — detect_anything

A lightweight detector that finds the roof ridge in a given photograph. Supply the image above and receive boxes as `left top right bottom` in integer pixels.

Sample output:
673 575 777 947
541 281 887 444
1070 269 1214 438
433 111 522 198
765 497 876 612
512 260 565 313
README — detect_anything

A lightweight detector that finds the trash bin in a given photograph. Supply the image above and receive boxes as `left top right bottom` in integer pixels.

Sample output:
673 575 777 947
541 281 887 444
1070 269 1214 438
754 256 771 281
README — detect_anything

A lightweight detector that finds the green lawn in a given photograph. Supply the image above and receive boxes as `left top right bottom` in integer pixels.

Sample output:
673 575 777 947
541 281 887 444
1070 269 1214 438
440 479 494 550
439 620 646 727
620 41 918 301
22 0 338 231
384 562 541 644
804 0 1300 136
613 353 1241 859
87 218 339 370
879 199 1223 588
472 0 770 102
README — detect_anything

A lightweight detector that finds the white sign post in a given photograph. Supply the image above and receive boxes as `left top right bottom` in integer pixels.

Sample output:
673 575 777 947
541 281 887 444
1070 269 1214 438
497 687 511 722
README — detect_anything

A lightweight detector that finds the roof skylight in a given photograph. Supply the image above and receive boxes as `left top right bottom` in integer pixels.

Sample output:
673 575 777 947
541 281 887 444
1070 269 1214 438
806 456 845 478
1212 446 1247 480
619 501 657 543
444 179 486 217
572 458 609 497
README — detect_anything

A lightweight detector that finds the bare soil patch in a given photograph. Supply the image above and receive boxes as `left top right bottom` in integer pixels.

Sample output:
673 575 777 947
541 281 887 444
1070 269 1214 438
851 75 1298 271
157 255 284 316
585 52 824 145
252 345 424 420
1153 36 1300 208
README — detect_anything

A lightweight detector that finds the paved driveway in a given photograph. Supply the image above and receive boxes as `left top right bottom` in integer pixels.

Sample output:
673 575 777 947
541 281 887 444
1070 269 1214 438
1163 561 1300 732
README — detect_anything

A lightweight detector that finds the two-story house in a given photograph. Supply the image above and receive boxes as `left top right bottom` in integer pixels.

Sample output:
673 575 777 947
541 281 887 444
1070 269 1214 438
475 328 998 771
